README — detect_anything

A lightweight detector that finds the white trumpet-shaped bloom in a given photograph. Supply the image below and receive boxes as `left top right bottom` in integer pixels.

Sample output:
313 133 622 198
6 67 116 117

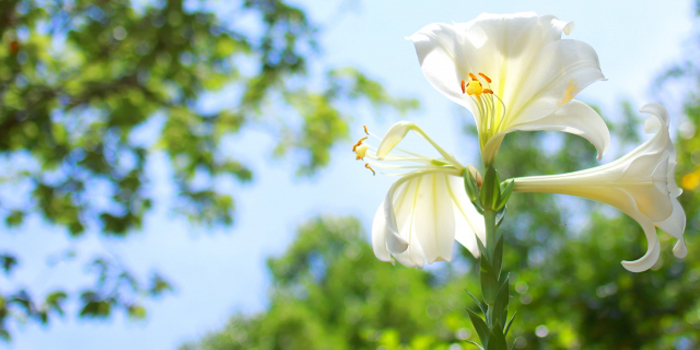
513 104 686 272
353 122 485 268
407 12 610 165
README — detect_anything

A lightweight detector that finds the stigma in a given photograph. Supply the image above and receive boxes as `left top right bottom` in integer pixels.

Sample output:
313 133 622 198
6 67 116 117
461 72 494 99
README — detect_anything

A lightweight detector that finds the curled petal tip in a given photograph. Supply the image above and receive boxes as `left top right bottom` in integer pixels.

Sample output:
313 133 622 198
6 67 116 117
385 226 409 254
620 237 661 273
673 240 688 259
639 103 670 125
377 121 415 158
563 21 574 35
621 260 651 273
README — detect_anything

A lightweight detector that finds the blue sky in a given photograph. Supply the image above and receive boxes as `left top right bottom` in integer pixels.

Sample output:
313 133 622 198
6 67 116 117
0 0 695 349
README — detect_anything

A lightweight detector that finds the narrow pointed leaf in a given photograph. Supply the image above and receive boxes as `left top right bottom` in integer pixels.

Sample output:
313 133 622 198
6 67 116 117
493 275 510 327
480 166 498 211
492 236 504 277
490 169 502 210
476 234 489 261
495 206 507 227
467 290 487 316
480 257 499 305
499 272 510 287
505 312 517 337
487 329 508 350
496 179 514 210
464 168 479 202
465 340 485 350
467 308 490 346
473 198 485 215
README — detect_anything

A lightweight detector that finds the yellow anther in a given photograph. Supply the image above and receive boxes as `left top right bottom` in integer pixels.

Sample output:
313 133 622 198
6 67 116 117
355 144 369 160
363 125 369 135
466 80 483 97
352 136 368 152
365 163 376 175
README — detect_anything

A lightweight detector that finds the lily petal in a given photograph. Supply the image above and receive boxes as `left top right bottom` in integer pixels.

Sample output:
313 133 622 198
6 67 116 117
370 170 486 267
376 121 461 167
513 104 685 272
414 173 456 263
371 201 394 263
620 212 661 272
383 176 412 254
446 175 485 258
509 100 610 160
377 121 415 158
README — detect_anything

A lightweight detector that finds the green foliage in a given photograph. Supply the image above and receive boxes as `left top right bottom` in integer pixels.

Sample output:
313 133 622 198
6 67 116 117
180 217 480 350
0 0 417 339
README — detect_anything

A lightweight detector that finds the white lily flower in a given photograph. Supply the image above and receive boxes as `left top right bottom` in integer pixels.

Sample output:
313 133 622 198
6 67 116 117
353 123 485 268
407 13 610 165
513 104 686 272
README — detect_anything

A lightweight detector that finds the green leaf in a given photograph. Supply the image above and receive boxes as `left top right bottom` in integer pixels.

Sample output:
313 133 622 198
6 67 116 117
490 169 502 210
476 234 489 261
486 329 508 350
473 196 485 215
464 168 480 202
5 210 24 227
46 291 67 316
479 166 499 211
79 300 111 318
496 179 514 210
467 290 487 316
465 340 485 350
492 236 504 278
0 255 18 275
467 308 490 347
495 206 507 227
505 312 517 337
493 275 510 327
127 304 147 320
480 256 499 305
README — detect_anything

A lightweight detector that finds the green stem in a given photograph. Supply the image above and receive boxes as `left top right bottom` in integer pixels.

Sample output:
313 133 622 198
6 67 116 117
465 165 513 349
484 209 497 261
482 209 501 330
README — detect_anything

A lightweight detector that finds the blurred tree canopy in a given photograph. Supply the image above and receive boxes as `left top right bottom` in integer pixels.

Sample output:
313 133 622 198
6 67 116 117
0 0 417 340
182 5 700 348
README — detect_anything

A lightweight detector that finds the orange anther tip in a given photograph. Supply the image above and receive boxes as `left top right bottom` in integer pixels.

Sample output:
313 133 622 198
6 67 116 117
468 73 478 81
364 163 376 175
483 88 493 94
363 125 369 134
460 80 466 94
478 73 492 83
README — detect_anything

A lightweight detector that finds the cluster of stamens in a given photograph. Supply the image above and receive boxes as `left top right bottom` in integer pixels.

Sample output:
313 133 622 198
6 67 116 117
460 72 506 139
352 124 462 178
352 126 375 175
